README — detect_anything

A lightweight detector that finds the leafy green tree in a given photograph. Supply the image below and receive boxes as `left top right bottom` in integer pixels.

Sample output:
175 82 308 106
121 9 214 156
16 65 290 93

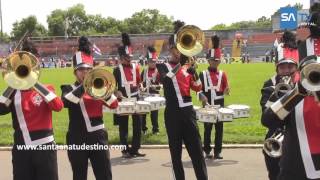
47 4 88 36
11 15 47 40
47 9 67 36
0 33 11 43
124 9 173 34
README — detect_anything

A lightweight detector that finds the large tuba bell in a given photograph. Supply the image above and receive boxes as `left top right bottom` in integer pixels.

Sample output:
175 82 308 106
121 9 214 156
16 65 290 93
2 51 40 90
263 131 284 158
176 25 205 57
83 68 116 100
300 57 320 92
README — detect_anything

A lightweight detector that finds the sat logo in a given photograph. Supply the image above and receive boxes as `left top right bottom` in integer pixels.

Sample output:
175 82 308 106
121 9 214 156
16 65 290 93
281 13 296 21
280 7 298 30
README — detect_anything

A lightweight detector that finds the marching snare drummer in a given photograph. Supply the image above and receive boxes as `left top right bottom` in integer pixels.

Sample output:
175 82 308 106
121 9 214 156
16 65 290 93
141 46 161 135
199 35 230 159
113 33 145 158
260 30 299 180
61 36 118 180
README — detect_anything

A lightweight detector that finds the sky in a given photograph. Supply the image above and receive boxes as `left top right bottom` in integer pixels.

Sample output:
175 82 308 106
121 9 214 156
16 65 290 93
1 0 310 34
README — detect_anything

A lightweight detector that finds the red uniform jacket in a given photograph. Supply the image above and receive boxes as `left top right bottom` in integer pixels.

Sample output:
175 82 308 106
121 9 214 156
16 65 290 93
0 85 63 145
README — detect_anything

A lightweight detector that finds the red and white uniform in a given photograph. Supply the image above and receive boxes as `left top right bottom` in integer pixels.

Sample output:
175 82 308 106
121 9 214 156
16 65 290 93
75 51 94 65
113 63 141 98
200 68 228 105
0 85 63 145
159 63 202 108
299 37 320 60
141 67 161 94
294 96 320 179
62 83 118 133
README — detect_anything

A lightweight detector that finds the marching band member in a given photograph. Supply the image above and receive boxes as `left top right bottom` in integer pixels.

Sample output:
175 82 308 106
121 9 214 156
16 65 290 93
141 46 161 135
262 11 320 180
61 36 118 180
260 30 299 180
113 33 145 158
298 8 320 60
262 55 320 180
0 40 63 180
156 20 208 180
199 35 230 159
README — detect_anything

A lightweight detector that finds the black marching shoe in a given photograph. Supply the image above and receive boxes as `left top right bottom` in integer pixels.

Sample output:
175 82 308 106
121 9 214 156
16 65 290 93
122 151 133 159
213 153 223 160
142 130 148 135
205 151 214 159
130 151 146 157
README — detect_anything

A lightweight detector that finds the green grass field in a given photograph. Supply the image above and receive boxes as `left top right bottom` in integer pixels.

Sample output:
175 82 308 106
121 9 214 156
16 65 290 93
0 63 275 145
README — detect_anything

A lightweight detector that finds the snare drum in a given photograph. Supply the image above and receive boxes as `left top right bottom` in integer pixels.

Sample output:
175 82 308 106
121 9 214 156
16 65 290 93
144 96 166 111
227 104 250 118
197 108 218 123
135 101 151 114
218 108 234 122
115 101 136 115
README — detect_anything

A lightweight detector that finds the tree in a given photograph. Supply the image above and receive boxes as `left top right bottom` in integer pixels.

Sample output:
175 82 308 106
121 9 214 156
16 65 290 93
211 23 228 30
65 4 88 36
11 15 47 40
87 15 121 34
124 9 173 34
272 3 304 16
47 9 67 36
210 16 271 30
47 6 174 36
0 33 11 43
47 4 88 36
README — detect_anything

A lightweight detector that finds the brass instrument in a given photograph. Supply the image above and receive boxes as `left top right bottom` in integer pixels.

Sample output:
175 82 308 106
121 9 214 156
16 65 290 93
300 59 320 92
2 51 40 90
274 76 293 98
263 131 284 158
176 25 205 57
83 68 116 100
1 51 57 102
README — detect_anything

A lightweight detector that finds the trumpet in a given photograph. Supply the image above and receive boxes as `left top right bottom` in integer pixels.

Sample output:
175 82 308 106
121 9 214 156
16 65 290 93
83 68 116 100
263 131 284 158
176 25 205 57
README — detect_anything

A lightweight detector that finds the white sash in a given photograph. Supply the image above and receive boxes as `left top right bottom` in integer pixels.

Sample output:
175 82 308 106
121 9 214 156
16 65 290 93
165 63 192 107
70 85 104 132
306 38 315 56
14 91 54 145
144 68 158 94
295 100 320 179
119 63 137 98
203 70 224 105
